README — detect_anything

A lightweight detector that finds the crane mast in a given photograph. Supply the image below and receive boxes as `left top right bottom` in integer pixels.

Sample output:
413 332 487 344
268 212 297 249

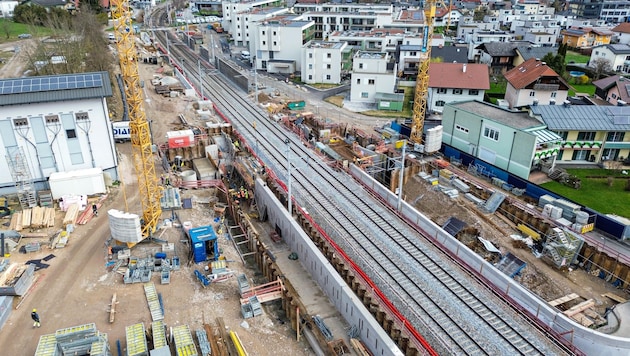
410 1 436 145
112 0 162 238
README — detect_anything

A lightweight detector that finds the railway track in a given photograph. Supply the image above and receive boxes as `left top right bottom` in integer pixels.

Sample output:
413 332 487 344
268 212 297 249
155 30 567 355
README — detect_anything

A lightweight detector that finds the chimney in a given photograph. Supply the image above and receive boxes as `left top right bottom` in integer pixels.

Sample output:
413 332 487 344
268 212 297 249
463 63 467 73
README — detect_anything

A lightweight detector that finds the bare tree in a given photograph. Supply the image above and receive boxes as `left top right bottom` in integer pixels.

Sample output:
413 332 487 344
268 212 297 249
591 58 612 80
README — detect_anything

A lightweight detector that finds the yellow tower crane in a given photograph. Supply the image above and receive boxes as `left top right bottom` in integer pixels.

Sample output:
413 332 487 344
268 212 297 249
112 0 162 239
410 1 436 146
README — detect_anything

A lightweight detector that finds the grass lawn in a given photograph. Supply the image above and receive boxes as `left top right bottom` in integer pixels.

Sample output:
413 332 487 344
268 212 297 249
541 168 630 217
565 51 590 64
0 19 53 43
568 83 596 96
488 81 507 95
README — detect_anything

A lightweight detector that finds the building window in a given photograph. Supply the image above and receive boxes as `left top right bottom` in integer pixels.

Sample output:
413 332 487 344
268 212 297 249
356 78 361 84
273 31 276 36
368 79 375 85
262 31 265 35
66 129 77 139
45 115 59 124
469 89 479 95
327 53 331 58
262 41 266 45
612 93 617 99
577 131 596 140
551 92 557 98
455 124 469 133
435 100 445 107
308 64 313 69
309 53 313 58
483 126 500 141
359 63 363 69
572 149 590 160
273 41 277 46
529 91 535 97
437 88 447 94
453 89 463 95
326 74 331 80
607 131 625 142
308 75 312 80
327 64 331 69
361 92 368 98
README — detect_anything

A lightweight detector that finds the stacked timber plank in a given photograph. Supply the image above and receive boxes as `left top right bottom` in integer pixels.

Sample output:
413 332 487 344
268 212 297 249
63 204 80 227
9 208 56 231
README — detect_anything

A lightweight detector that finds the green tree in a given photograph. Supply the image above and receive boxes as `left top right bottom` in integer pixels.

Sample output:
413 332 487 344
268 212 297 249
542 52 565 76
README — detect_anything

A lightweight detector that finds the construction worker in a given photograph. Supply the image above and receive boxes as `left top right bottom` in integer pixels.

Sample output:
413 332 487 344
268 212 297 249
31 309 40 328
92 203 98 217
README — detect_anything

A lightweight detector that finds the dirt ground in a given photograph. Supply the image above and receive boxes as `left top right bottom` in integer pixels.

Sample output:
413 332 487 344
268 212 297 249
0 58 314 355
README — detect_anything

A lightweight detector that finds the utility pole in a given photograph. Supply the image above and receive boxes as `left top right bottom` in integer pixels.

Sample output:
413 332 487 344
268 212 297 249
397 141 407 212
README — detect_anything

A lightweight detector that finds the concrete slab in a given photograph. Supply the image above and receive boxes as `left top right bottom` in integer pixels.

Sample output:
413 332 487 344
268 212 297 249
262 225 351 347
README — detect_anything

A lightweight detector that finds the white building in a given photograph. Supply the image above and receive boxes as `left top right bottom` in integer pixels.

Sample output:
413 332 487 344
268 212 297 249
589 44 630 74
293 3 394 39
0 1 18 18
221 0 286 46
350 51 396 103
0 72 118 196
253 15 315 73
328 28 406 54
302 41 349 85
427 63 490 113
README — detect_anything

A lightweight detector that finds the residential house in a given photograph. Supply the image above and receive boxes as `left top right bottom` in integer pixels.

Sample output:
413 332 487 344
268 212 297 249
600 1 630 24
561 26 614 49
431 45 469 64
397 36 450 79
427 63 490 114
611 22 630 44
567 0 604 19
434 6 463 29
328 28 406 55
442 100 563 179
504 58 570 109
462 29 516 62
252 16 315 72
221 0 285 46
530 104 630 163
0 72 118 195
589 43 630 74
476 41 529 75
592 74 630 105
513 44 557 66
512 0 555 16
301 41 349 84
456 18 502 42
294 3 394 40
24 0 77 11
510 15 561 46
350 51 396 103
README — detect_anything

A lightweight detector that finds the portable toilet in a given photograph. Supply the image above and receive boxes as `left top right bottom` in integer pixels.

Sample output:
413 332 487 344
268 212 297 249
188 225 219 263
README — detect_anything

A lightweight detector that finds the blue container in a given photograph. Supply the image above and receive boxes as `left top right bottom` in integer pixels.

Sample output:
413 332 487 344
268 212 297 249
155 252 167 259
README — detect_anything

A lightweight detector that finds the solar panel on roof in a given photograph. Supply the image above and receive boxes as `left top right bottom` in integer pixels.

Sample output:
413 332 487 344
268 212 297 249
614 116 630 125
0 73 102 95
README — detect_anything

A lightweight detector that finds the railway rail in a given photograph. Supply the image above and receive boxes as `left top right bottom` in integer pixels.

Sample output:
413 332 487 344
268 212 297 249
153 29 567 355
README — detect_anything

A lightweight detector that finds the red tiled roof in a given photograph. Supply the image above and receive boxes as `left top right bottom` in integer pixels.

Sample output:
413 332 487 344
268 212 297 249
504 58 559 89
612 22 630 34
428 63 490 90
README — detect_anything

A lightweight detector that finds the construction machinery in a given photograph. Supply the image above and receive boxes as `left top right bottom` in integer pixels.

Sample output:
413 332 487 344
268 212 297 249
111 0 162 242
410 1 436 146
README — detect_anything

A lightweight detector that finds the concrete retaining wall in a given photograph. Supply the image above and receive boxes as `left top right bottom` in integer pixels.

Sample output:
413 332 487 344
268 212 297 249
350 165 630 355
254 179 404 356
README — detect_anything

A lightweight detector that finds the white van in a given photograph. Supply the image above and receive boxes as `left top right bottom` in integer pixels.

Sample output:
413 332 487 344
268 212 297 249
240 51 250 60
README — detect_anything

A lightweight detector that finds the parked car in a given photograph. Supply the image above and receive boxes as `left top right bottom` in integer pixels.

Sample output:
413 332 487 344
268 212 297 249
18 33 32 39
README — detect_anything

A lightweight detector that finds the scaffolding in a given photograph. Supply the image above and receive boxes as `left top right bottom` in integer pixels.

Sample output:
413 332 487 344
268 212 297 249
5 146 36 209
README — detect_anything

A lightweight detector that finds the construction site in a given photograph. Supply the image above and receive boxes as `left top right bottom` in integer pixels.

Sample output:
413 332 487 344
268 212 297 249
1 1 630 356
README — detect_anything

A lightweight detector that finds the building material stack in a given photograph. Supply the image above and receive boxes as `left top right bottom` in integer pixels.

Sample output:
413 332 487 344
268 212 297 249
126 323 148 356
0 263 35 296
63 204 80 227
151 320 169 354
34 323 111 356
144 282 164 321
172 325 198 356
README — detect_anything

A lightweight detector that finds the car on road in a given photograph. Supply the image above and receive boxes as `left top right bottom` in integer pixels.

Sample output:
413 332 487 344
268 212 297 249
18 33 32 39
